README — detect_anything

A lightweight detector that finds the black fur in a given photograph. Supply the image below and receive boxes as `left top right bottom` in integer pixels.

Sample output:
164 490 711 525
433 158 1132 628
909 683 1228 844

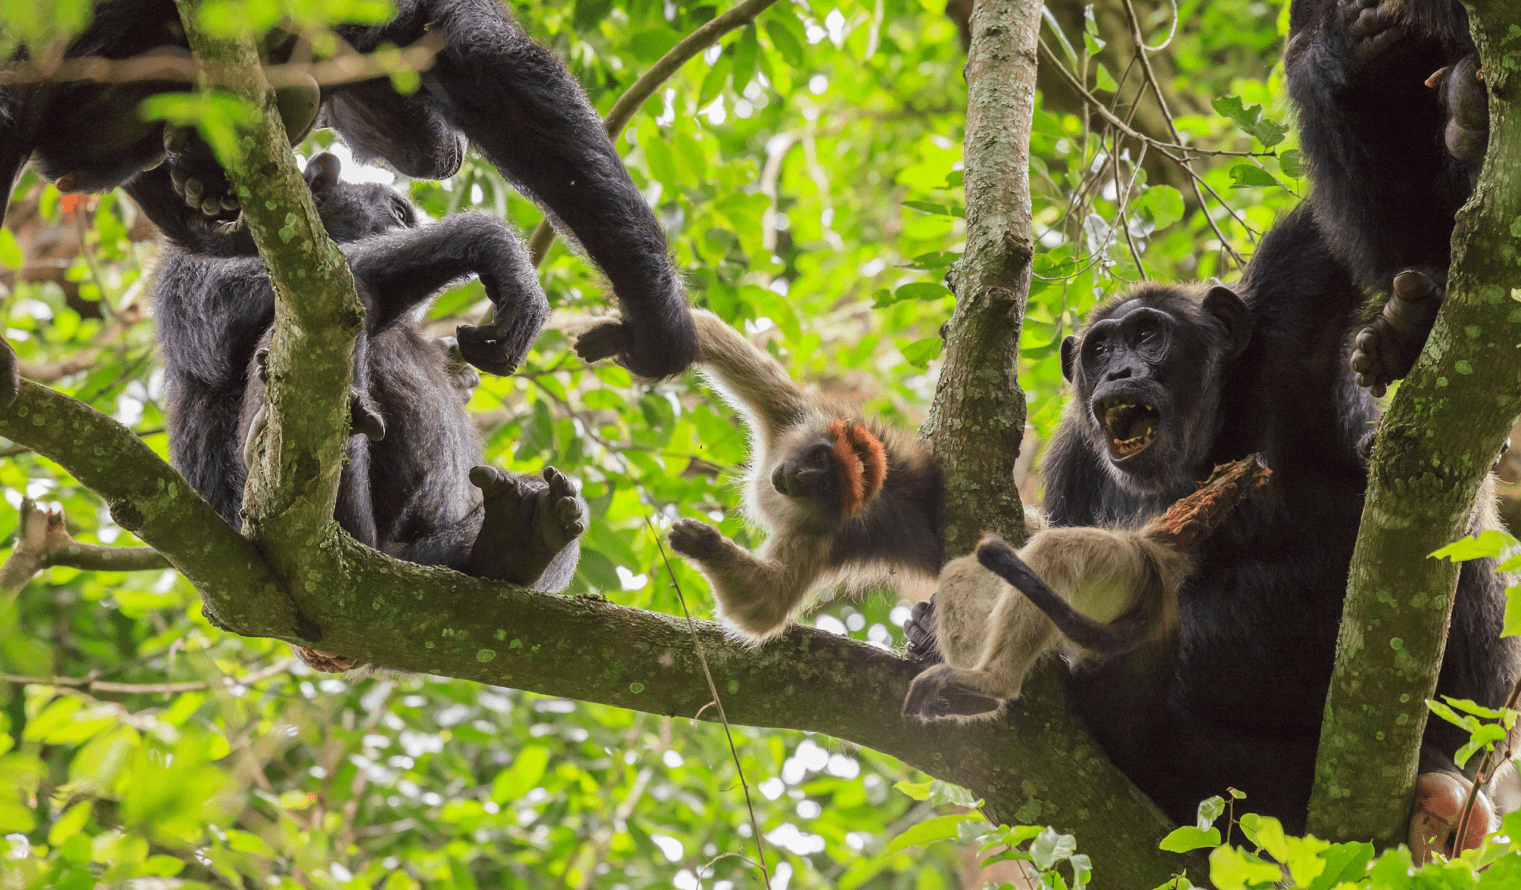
1285 0 1485 390
0 0 698 378
139 153 584 592
1042 205 1517 832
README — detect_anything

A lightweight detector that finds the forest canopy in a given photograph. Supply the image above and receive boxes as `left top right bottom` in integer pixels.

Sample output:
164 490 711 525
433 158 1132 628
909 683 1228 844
2 0 1521 888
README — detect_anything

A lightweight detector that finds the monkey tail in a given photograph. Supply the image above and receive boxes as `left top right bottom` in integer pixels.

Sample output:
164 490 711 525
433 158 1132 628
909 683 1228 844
975 536 1153 655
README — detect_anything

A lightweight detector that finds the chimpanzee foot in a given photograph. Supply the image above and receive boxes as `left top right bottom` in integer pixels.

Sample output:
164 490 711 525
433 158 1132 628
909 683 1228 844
903 599 942 663
164 125 238 219
467 465 587 585
1409 771 1497 863
1351 270 1443 396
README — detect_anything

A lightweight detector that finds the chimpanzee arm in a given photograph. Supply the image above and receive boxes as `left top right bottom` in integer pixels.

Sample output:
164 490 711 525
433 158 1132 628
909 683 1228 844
336 0 699 379
1283 0 1476 286
340 213 550 376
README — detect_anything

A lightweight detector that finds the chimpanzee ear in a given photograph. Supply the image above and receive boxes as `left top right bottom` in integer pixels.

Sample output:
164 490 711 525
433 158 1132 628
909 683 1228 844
1203 285 1250 360
1060 335 1079 383
303 152 342 196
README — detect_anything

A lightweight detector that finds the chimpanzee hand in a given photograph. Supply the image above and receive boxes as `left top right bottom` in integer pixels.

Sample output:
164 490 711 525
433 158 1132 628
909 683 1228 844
903 599 942 663
457 303 545 377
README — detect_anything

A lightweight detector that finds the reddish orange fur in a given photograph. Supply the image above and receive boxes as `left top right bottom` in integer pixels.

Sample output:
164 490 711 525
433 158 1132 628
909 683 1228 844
827 420 888 516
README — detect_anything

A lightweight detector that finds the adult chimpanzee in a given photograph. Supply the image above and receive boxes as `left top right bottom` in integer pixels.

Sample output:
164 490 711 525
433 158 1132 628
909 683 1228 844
1284 0 1485 392
906 204 1518 856
133 153 587 662
0 0 697 379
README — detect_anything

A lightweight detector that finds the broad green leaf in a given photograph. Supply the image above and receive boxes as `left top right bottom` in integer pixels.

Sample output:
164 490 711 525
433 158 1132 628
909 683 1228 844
1160 826 1221 853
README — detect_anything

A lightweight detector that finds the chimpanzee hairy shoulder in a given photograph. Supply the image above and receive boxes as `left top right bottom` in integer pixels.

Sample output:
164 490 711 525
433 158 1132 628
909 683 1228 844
1040 205 1517 833
135 152 586 602
1285 0 1485 390
0 0 697 379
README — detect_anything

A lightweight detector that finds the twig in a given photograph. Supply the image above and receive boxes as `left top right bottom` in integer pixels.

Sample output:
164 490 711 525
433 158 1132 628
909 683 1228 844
1 658 296 695
648 517 770 884
1 33 446 91
1116 0 1247 265
1452 674 1521 854
1 496 170 593
526 0 783 265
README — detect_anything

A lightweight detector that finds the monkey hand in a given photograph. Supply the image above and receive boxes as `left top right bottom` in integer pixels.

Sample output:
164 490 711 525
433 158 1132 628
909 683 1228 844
1409 771 1498 864
669 519 726 562
572 310 699 380
1351 270 1443 396
902 599 942 663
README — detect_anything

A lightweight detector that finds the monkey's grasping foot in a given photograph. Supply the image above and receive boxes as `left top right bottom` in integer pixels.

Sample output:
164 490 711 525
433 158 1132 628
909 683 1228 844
901 664 1005 721
468 465 586 586
1351 269 1443 396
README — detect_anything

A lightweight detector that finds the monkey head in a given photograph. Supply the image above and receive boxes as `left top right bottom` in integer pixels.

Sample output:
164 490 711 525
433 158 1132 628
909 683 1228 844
1062 285 1249 496
763 418 888 534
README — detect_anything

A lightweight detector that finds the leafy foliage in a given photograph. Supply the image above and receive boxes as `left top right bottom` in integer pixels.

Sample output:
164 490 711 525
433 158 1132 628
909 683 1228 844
1 0 1498 886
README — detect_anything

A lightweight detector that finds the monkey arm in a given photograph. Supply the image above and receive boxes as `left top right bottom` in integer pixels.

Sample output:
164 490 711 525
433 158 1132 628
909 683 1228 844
669 518 833 643
684 309 815 436
341 214 549 375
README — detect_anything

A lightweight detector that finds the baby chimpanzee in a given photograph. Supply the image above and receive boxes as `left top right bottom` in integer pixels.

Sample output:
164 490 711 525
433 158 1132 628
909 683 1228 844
131 153 586 668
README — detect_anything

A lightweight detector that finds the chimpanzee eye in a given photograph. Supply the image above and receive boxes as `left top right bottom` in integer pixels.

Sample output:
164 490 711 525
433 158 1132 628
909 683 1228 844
1137 328 1154 342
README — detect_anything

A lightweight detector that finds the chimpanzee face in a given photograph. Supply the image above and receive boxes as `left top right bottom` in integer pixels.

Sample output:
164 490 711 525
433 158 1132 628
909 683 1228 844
1061 286 1249 496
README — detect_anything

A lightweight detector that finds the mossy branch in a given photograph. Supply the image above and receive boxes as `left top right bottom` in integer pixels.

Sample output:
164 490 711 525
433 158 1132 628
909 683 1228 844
1308 1 1521 845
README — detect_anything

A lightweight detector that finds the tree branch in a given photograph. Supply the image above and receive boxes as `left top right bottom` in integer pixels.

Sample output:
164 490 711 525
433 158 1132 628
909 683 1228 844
172 2 362 600
0 497 169 593
1308 1 1521 844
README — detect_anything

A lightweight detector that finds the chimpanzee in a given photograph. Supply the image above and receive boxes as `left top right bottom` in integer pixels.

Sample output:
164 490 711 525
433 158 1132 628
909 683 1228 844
133 152 586 619
906 204 1518 854
0 0 697 379
1284 0 1486 392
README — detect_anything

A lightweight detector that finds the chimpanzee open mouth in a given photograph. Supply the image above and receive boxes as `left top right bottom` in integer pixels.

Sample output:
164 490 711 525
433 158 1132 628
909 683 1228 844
1095 396 1160 460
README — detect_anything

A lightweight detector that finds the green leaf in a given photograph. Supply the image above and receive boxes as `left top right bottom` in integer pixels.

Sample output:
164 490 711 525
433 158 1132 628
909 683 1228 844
0 228 22 269
1134 186 1186 230
490 746 551 803
1211 96 1287 147
902 336 943 368
1208 844 1283 889
1432 530 1515 561
881 814 970 857
1160 826 1221 853
875 282 952 308
1228 165 1280 190
1031 828 1077 871
764 18 805 67
1279 149 1303 178
1301 842 1373 890
1196 795 1226 829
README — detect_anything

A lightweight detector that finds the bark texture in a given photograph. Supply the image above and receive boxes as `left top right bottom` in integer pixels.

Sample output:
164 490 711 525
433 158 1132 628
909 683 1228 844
1308 0 1521 845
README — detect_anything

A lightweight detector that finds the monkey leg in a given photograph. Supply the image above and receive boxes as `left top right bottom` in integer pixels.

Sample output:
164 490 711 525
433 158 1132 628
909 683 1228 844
466 465 587 588
1351 269 1444 395
669 519 830 642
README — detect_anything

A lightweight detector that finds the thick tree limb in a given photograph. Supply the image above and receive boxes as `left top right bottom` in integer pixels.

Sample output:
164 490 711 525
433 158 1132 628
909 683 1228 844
172 2 363 603
1308 1 1521 845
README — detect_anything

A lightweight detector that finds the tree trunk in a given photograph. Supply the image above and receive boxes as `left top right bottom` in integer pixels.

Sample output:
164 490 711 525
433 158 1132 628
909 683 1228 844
1308 0 1521 845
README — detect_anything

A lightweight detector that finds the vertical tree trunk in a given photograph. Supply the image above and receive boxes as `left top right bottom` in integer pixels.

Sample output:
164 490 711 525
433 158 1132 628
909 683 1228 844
1308 0 1521 844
